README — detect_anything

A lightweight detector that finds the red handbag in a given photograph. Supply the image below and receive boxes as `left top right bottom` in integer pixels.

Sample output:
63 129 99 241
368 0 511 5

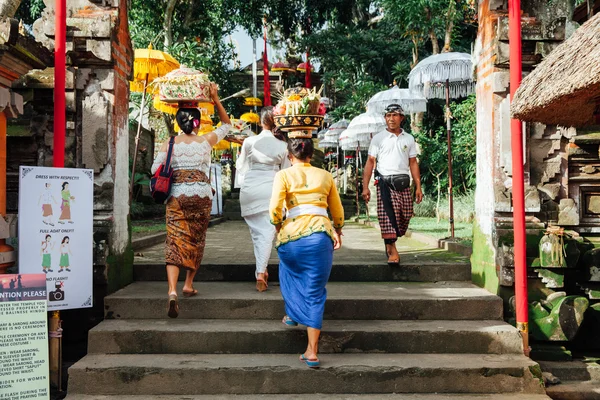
150 136 175 203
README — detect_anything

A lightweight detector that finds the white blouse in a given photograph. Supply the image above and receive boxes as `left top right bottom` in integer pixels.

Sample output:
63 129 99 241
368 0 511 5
151 124 230 199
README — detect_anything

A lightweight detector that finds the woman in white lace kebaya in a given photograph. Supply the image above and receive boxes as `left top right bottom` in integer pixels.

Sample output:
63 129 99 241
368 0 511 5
237 108 290 292
151 84 231 318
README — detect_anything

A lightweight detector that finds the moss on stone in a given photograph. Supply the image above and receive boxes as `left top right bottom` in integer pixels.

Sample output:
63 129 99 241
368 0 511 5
106 246 134 294
470 220 499 294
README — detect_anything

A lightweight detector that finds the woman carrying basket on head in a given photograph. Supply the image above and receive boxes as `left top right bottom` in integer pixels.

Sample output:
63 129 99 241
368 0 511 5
269 132 344 368
151 83 232 318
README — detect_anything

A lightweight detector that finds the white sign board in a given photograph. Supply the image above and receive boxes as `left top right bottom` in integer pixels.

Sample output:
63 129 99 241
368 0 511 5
18 167 94 311
0 273 49 400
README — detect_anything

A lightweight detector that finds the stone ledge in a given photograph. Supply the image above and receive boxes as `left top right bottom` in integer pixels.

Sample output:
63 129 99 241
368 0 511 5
349 217 473 257
132 217 224 251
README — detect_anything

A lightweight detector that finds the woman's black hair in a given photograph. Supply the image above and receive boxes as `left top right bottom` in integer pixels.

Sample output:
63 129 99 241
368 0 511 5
175 108 201 134
62 236 69 244
45 234 51 240
288 138 314 160
273 128 287 142
62 182 68 190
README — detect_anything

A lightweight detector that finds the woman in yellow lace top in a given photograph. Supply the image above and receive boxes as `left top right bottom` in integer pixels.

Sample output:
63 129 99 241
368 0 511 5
269 132 344 369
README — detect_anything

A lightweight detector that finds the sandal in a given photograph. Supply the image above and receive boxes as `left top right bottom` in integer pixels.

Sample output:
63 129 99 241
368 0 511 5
167 294 179 318
282 315 298 326
386 245 400 267
300 354 320 368
256 277 268 292
182 288 198 297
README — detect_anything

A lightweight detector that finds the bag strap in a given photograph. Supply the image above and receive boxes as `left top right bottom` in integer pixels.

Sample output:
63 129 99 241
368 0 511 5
164 136 176 169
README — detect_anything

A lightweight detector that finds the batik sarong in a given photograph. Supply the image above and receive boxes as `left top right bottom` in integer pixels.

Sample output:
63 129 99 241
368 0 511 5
278 232 334 330
376 183 413 240
165 170 212 271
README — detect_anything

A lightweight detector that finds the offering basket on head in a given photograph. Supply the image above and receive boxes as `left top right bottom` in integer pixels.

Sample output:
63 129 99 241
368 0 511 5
151 66 213 103
273 86 326 132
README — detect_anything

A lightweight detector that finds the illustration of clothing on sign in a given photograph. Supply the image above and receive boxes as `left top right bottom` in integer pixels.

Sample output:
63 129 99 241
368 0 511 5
59 239 72 272
59 187 75 223
41 236 54 273
38 184 58 226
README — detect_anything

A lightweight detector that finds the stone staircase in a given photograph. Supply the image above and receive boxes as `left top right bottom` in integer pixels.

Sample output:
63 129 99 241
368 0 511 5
66 255 549 398
541 360 600 399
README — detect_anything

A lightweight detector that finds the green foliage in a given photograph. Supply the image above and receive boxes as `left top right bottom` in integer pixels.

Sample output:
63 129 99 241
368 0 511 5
328 72 387 120
449 94 477 192
130 201 146 219
413 94 476 198
128 0 245 137
15 0 45 26
437 191 475 222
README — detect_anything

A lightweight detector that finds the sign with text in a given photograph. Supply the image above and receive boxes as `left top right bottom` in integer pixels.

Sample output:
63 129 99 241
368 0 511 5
18 166 94 311
0 274 49 400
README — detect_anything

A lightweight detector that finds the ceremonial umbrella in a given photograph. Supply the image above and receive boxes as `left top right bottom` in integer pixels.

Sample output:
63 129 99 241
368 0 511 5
339 112 384 214
240 112 260 125
367 86 427 115
129 44 180 202
343 112 385 140
408 52 474 237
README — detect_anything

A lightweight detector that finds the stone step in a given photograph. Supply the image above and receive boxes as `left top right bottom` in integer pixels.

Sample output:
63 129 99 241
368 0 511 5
539 360 600 381
545 380 600 400
66 353 545 396
222 211 244 221
104 281 503 320
66 394 553 400
133 261 472 282
88 319 523 355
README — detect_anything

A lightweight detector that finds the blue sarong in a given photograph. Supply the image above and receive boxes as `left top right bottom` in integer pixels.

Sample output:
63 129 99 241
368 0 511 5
277 232 334 330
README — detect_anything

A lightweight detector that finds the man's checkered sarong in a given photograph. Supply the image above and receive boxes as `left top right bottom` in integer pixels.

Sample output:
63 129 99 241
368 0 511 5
376 183 413 240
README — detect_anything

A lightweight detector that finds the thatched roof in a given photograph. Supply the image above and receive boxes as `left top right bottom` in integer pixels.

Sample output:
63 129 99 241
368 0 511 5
510 12 600 127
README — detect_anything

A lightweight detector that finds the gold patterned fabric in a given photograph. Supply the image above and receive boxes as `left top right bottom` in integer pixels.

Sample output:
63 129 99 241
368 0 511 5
172 169 209 185
165 169 212 270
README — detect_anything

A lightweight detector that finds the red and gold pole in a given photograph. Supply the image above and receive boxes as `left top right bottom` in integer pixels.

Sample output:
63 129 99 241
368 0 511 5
54 0 66 168
50 0 67 390
509 0 529 355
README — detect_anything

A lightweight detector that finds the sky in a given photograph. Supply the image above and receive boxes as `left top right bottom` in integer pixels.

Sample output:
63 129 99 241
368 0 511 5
227 27 285 69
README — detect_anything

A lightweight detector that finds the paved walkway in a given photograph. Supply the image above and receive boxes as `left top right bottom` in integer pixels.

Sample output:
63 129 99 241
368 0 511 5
134 220 468 265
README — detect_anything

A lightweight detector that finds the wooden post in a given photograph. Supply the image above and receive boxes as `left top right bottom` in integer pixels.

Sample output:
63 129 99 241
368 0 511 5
445 80 455 238
130 74 149 204
0 111 14 273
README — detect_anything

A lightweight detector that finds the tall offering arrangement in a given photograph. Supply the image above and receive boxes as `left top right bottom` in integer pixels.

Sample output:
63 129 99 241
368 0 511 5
273 86 326 136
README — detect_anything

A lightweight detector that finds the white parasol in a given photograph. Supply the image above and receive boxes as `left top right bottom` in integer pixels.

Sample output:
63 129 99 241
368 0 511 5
342 112 386 143
367 86 427 114
408 52 475 238
408 52 475 99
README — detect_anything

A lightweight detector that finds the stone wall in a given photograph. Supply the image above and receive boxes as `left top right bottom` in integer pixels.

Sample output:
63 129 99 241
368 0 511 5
473 0 575 295
9 0 134 294
473 0 600 350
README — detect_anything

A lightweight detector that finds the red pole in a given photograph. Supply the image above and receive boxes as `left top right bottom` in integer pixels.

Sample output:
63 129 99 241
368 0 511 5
263 24 272 106
509 0 529 355
51 0 67 392
54 0 66 168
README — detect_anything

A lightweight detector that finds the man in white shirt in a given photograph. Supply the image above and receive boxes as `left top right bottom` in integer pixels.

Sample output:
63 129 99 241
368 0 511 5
362 104 423 265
